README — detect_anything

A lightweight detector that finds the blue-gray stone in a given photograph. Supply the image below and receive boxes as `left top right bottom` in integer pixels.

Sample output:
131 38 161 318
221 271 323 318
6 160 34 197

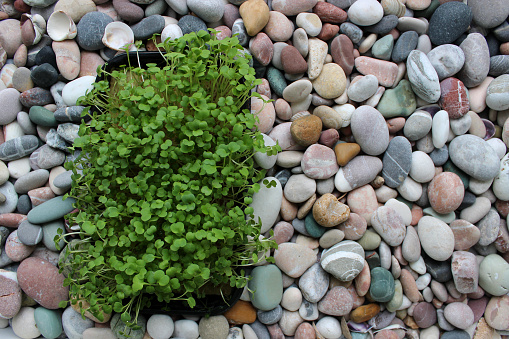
457 191 476 210
145 0 167 16
178 15 207 35
429 144 448 166
428 2 473 45
0 250 14 268
423 254 452 283
382 136 412 188
0 135 39 161
326 0 355 10
257 305 283 325
494 21 509 42
35 144 66 169
274 169 291 188
0 227 9 248
34 307 63 339
0 181 18 214
441 330 470 339
14 169 50 194
340 22 363 44
392 31 419 63
27 196 76 224
131 15 165 40
248 264 283 311
372 34 394 61
489 55 509 77
53 170 72 191
305 213 327 238
248 320 270 339
369 310 396 330
76 12 113 51
16 195 32 215
43 220 65 251
29 106 58 127
449 135 500 181
369 267 395 302
266 67 286 97
232 19 249 47
292 218 311 236
46 129 69 152
365 15 399 35
31 63 59 89
62 307 94 339
17 220 43 246
54 106 86 123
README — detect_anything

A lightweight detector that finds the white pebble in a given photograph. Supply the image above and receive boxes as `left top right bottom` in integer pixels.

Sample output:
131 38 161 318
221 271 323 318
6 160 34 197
415 273 432 290
8 157 31 179
62 75 96 106
12 307 41 339
385 199 412 225
4 121 25 141
161 24 183 42
227 327 244 339
409 256 427 275
242 324 257 339
409 151 435 183
173 319 199 339
487 138 507 159
281 286 303 312
315 316 342 339
147 314 174 339
432 110 449 148
396 176 422 202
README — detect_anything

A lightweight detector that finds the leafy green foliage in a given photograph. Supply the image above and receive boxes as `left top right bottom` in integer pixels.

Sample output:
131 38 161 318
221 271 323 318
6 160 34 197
57 30 279 325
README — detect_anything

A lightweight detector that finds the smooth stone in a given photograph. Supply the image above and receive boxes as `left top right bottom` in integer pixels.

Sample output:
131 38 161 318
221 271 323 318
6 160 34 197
365 14 398 35
347 75 378 103
11 307 41 339
231 19 249 47
478 254 509 296
29 106 58 127
301 144 339 180
449 134 500 181
251 94 275 134
493 153 509 201
439 78 469 120
372 34 394 61
348 0 383 26
17 195 32 214
312 193 350 227
392 31 418 63
428 172 464 214
62 76 95 106
396 176 423 202
312 63 346 99
17 220 43 246
247 177 282 234
42 220 65 251
187 0 223 22
351 106 389 156
249 33 273 66
307 38 328 80
457 33 490 88
371 206 406 246
370 267 395 302
334 142 360 167
335 156 383 192
382 136 412 188
429 145 449 166
283 79 312 103
427 44 465 80
296 12 322 37
34 307 63 339
12 67 34 93
409 151 435 183
413 302 437 329
173 320 199 339
330 34 354 75
428 2 472 45
484 295 509 330
198 316 229 339
355 56 399 87
486 74 509 111
130 15 165 40
271 0 317 16
0 135 39 162
0 89 22 125
477 208 500 246
460 196 492 224
264 11 293 42
275 242 316 278
257 305 283 325
489 55 509 77
450 219 480 251
281 45 307 75
27 195 76 224
468 0 509 29
320 240 365 281
34 145 66 169
418 216 455 261
376 80 416 118
404 111 433 141
317 286 353 316
406 50 441 103
20 88 53 108
177 15 207 35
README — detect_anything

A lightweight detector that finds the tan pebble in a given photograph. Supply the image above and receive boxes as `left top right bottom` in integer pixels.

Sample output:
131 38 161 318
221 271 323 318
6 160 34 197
312 193 350 227
13 44 27 67
334 143 360 166
290 115 322 147
79 51 105 77
280 195 298 221
53 40 81 81
338 212 367 240
467 111 486 138
297 193 316 219
239 0 269 36
354 261 371 297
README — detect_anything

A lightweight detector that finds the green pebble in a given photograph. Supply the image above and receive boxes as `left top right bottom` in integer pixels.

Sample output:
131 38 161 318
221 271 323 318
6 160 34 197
372 35 394 61
377 80 416 118
365 250 381 271
479 254 509 296
352 332 370 339
357 229 381 251
29 106 58 127
386 280 403 312
34 307 63 339
414 0 441 18
422 208 456 223
369 267 395 303
443 160 470 189
266 67 287 97
27 196 76 224
305 213 327 238
248 264 283 311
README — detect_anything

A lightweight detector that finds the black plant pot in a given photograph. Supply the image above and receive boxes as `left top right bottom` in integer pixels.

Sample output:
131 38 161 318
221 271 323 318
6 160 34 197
92 51 245 316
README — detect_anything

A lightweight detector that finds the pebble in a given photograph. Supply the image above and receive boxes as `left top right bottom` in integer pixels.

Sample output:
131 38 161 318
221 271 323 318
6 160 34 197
301 144 339 179
271 0 317 16
406 50 440 103
486 74 509 111
34 307 63 339
376 79 416 118
11 307 41 339
428 2 472 45
355 56 399 87
418 216 455 261
350 106 389 156
312 63 346 99
274 243 316 278
347 0 383 26
318 285 353 316
335 155 383 192
484 295 509 330
457 33 491 88
320 240 365 281
382 136 412 188
348 74 378 103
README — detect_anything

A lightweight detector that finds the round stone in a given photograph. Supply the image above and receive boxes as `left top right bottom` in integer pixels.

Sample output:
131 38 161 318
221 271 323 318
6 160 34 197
290 115 322 147
428 2 473 45
347 0 383 26
320 240 365 281
318 286 353 316
274 243 317 278
369 267 395 303
34 307 63 339
312 193 350 227
418 216 455 261
312 63 346 99
301 144 339 180
427 44 465 80
198 315 229 339
484 295 509 330
486 74 509 111
413 302 437 329
440 78 469 118
350 106 389 156
427 172 464 214
478 254 509 296
371 206 406 246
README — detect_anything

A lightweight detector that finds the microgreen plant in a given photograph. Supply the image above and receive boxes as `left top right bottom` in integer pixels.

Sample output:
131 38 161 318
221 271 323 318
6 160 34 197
57 30 280 327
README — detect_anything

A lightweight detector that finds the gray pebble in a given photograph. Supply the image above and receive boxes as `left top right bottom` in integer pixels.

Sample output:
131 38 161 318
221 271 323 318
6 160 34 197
489 55 509 77
429 145 449 166
34 144 66 169
53 170 72 190
145 0 167 16
131 15 166 40
46 129 69 152
248 320 270 339
0 181 18 214
14 169 50 194
0 135 40 162
17 220 43 246
76 12 113 51
50 82 66 108
340 22 363 44
257 305 283 325
16 194 32 215
17 112 37 135
54 106 85 123
57 123 79 144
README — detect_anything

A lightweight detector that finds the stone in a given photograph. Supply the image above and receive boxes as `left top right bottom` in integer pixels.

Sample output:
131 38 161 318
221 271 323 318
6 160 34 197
486 74 509 111
11 307 41 339
334 143 360 167
281 45 307 75
17 220 43 246
17 257 68 309
312 63 346 99
257 305 283 325
427 44 465 80
451 251 478 294
248 177 282 234
490 55 509 77
406 50 440 103
418 216 455 261
0 19 22 58
12 67 33 93
0 89 22 125
296 13 322 37
249 264 283 311
307 38 328 80
239 0 269 37
440 78 469 119
348 0 383 26
457 33 491 88
365 14 399 35
301 144 339 180
173 320 199 339
409 151 435 183
392 31 418 63
370 267 395 302
450 219 480 251
27 196 76 224
427 172 464 214
494 153 509 201
404 111 433 141
318 286 353 316
29 106 58 127
413 302 437 329
371 206 406 246
111 313 146 339
477 208 500 246
428 2 472 45
290 115 322 147
382 136 412 188
282 79 312 103
251 94 275 133
330 34 354 75
130 15 165 40
355 56 399 87
320 240 365 281
350 106 389 156
284 174 316 203
312 193 350 228
0 270 22 319
484 295 509 330
468 0 509 29
198 316 229 339
376 80 416 118
372 34 394 61
34 307 63 339
335 156 383 192
53 0 97 23
449 134 500 181
187 0 223 22
280 286 302 312
249 33 273 66
348 75 379 103
274 243 317 278
271 0 317 16
177 15 207 35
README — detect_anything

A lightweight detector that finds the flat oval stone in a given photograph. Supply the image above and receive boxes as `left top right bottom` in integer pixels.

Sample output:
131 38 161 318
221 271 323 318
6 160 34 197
449 134 500 181
347 0 383 26
413 302 437 329
317 286 353 316
0 88 22 125
281 45 307 75
299 263 329 303
427 172 464 214
313 2 347 24
284 173 316 203
371 206 406 246
489 55 509 77
409 151 435 183
249 264 283 311
350 106 389 156
450 219 480 251
271 0 317 16
274 243 317 278
347 74 378 103
418 216 455 261
27 195 76 224
376 79 416 118
283 79 312 103
312 63 346 99
478 254 509 296
469 0 509 29
406 50 440 103
404 111 433 141
301 144 339 180
392 30 418 63
427 44 465 80
320 240 365 281
335 156 383 192
29 106 58 127
370 267 395 302
477 208 500 246
0 135 39 162
355 56 399 87
34 307 63 339
428 2 472 45
17 220 43 246
250 32 273 66
382 136 412 188
457 33 490 88
62 76 95 106
307 38 328 80
331 34 354 75
486 74 509 111
493 153 509 201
